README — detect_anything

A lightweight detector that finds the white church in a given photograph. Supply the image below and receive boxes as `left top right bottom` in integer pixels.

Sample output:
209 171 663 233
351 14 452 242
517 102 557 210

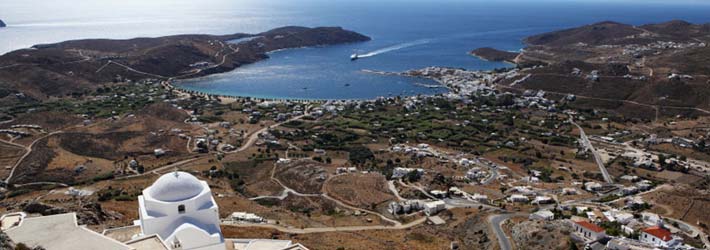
138 171 225 250
1 171 309 250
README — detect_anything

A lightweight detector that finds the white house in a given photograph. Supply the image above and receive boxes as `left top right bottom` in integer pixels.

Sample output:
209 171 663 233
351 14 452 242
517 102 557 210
529 210 555 221
640 226 681 248
471 194 489 203
641 212 663 226
585 182 603 192
508 194 529 203
423 200 446 216
562 188 577 195
392 167 424 178
466 167 485 180
620 186 639 196
137 171 225 250
230 212 264 223
603 210 634 225
571 220 606 242
532 196 554 204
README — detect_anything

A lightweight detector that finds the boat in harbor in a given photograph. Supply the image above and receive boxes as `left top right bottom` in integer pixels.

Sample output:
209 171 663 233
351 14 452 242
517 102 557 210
350 53 359 61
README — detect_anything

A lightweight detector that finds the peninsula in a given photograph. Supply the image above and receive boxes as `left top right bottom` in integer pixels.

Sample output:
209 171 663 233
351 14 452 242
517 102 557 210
469 47 518 63
0 26 370 100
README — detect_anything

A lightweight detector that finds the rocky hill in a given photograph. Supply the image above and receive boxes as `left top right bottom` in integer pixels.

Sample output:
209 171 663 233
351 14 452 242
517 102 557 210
478 20 710 119
0 26 370 100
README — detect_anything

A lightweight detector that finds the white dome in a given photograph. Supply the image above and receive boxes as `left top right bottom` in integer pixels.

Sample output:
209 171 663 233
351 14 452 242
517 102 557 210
148 171 205 202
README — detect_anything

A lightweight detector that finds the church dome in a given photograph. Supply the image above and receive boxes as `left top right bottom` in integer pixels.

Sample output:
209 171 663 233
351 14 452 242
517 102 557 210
148 171 205 202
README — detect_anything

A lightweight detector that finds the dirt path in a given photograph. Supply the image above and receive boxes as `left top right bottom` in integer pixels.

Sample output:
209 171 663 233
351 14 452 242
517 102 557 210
4 131 64 184
222 216 426 234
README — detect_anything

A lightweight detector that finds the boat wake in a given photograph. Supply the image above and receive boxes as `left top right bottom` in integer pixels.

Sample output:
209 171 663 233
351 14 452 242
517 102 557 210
357 39 430 58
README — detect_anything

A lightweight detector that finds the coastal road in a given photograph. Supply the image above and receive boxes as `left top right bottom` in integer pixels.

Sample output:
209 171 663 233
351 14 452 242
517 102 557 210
568 116 613 184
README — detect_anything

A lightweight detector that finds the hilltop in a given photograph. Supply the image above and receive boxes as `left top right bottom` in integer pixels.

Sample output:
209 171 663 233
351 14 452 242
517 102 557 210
0 26 370 100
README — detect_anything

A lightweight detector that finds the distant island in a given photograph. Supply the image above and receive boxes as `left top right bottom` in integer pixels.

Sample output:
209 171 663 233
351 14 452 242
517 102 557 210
0 26 370 100
0 19 6 27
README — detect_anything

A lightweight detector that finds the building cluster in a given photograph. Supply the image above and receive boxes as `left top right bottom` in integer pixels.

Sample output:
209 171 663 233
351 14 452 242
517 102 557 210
504 185 555 205
618 40 706 62
391 143 441 158
387 200 446 216
392 167 425 179
568 214 691 250
229 212 265 223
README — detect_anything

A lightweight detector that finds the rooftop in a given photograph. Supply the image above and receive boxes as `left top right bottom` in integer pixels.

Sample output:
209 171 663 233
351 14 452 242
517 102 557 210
643 226 672 241
574 220 605 233
4 213 132 250
125 234 169 250
146 171 205 202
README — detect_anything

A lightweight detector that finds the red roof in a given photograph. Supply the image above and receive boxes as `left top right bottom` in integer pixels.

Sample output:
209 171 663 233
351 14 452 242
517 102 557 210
574 220 605 233
644 226 672 241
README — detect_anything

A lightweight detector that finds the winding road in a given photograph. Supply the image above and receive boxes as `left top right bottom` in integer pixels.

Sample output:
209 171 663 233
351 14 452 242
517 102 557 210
4 131 64 184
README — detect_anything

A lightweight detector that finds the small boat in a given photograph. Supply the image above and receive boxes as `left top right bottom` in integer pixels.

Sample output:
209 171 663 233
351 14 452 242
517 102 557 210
350 53 359 61
345 83 351 87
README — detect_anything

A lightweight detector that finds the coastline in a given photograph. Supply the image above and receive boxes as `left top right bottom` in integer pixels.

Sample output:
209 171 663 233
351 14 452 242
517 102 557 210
162 67 455 104
469 53 517 65
164 79 449 104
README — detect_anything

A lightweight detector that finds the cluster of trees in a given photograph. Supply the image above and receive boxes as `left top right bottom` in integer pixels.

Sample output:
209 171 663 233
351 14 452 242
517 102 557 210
348 146 374 165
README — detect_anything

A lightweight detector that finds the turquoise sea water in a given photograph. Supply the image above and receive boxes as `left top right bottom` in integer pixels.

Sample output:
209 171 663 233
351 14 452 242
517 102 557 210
2 0 710 99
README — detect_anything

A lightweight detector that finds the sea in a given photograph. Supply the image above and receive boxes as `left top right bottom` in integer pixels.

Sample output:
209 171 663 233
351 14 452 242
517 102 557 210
2 0 710 100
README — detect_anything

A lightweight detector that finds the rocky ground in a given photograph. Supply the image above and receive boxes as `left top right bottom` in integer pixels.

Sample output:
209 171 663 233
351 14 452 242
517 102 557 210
511 220 573 250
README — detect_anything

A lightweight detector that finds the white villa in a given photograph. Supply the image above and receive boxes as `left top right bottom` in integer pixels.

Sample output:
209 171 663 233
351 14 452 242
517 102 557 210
1 171 309 250
571 220 607 242
640 226 681 248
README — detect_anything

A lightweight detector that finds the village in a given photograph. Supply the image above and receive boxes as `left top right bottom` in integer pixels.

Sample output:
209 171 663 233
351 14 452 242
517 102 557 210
2 61 710 249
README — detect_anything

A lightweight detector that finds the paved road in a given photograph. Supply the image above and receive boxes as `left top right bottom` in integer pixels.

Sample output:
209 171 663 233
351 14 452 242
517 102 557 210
569 117 613 184
489 214 514 250
488 213 526 250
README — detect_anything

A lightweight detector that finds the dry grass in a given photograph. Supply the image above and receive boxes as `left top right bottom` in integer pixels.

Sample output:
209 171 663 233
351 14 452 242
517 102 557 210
324 173 395 210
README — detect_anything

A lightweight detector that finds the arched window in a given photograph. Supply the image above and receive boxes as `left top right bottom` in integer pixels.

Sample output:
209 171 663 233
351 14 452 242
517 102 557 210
178 204 186 214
